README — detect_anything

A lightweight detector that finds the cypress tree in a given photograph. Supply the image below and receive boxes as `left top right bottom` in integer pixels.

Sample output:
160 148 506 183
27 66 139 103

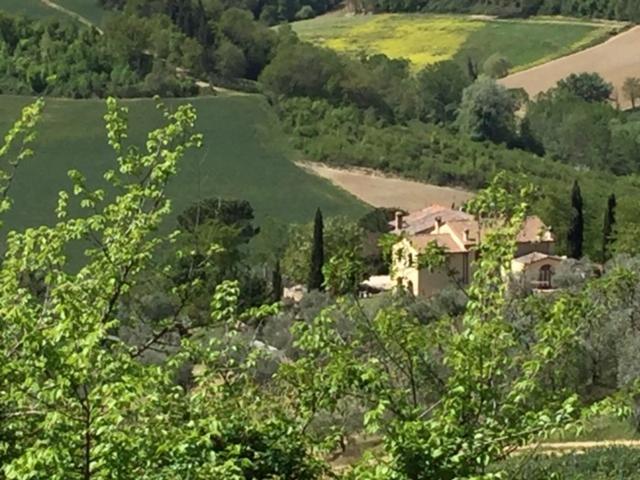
307 208 325 291
567 180 584 259
272 260 283 302
602 193 617 261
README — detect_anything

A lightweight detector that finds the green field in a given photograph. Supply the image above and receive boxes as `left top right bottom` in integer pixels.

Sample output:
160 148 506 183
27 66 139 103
1 0 106 26
55 0 108 26
292 13 621 72
0 0 66 19
0 94 366 234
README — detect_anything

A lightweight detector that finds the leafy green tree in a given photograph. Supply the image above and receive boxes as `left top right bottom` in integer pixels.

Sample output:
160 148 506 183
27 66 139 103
483 53 511 79
568 180 585 259
557 72 613 103
622 76 640 108
457 76 517 144
308 208 325 291
323 246 365 296
295 5 317 19
602 193 617 261
214 40 248 78
415 60 471 124
0 99 323 479
283 215 364 285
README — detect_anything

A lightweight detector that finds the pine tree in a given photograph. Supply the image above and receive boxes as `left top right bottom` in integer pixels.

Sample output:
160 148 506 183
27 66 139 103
272 260 283 302
307 208 325 291
567 180 584 259
602 193 617 261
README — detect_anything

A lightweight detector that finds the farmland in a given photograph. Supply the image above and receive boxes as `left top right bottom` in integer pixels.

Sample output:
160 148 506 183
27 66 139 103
0 94 367 235
299 162 474 211
501 25 640 108
292 13 621 72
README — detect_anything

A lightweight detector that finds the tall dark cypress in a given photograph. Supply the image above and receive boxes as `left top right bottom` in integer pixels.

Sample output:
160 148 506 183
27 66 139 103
567 180 584 259
307 208 325 291
602 193 617 261
272 260 283 303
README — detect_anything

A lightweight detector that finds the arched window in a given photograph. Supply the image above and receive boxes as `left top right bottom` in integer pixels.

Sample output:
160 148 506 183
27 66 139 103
538 264 554 288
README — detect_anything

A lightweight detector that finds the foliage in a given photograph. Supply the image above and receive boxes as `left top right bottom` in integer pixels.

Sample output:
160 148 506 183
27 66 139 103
567 180 584 259
0 11 198 98
415 60 471 124
557 73 614 103
323 245 365 296
523 89 640 174
622 77 640 108
497 448 640 479
483 53 511 78
602 193 616 262
308 207 325 291
457 76 517 144
0 98 324 479
282 215 365 285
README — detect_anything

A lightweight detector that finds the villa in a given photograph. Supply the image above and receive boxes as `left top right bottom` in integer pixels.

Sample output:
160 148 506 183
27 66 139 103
390 205 563 297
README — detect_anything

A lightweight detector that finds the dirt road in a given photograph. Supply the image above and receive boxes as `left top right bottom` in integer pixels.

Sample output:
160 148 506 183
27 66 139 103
298 162 474 211
500 26 640 108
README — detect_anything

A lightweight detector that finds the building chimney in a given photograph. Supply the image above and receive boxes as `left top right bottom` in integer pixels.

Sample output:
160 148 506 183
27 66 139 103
434 216 443 233
463 229 470 243
395 211 404 231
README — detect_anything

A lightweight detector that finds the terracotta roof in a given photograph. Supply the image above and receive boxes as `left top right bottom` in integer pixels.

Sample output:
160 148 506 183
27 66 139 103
407 233 466 253
391 205 473 235
517 216 554 243
443 219 484 246
396 205 554 256
513 252 563 266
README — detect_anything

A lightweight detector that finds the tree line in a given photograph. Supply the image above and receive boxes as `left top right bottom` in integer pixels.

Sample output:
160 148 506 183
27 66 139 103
0 12 197 98
346 0 640 21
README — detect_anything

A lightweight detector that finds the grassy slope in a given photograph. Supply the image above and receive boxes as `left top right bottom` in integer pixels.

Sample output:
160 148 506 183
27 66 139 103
1 0 106 26
292 14 615 72
1 0 66 19
54 0 108 26
0 94 366 234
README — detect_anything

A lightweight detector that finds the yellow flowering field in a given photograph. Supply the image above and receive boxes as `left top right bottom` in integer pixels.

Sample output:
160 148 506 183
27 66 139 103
292 13 618 72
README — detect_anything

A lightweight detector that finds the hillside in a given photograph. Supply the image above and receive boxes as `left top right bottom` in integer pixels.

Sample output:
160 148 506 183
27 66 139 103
2 0 68 19
292 13 621 72
53 0 107 25
501 25 640 108
0 94 367 235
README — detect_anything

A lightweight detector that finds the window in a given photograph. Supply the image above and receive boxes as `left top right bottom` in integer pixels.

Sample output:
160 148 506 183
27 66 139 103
538 264 554 288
